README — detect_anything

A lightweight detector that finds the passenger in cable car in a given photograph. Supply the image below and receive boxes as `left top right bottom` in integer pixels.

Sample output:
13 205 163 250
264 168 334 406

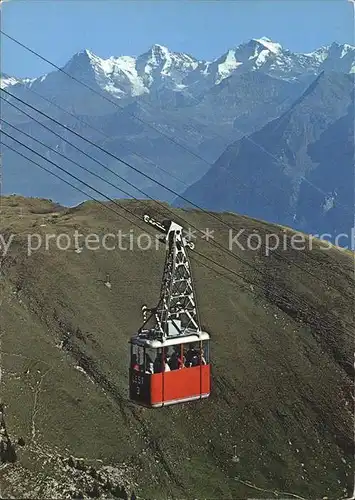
169 347 183 370
185 343 199 367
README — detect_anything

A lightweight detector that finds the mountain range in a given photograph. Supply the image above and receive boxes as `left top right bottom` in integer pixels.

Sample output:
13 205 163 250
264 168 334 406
1 37 354 238
3 37 354 97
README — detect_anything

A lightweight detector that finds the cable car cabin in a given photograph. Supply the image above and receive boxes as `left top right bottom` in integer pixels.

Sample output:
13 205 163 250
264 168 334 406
129 214 211 408
129 329 211 408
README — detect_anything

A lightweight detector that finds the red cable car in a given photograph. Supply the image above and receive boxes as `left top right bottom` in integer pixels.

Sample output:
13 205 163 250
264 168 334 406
128 215 211 407
129 324 210 407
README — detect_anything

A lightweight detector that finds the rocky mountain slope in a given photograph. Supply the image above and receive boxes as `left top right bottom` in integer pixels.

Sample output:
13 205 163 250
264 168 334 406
176 71 354 242
0 196 353 499
1 38 354 205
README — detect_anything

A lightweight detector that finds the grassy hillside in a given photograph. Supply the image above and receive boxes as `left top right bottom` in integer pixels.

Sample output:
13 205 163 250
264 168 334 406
0 196 353 499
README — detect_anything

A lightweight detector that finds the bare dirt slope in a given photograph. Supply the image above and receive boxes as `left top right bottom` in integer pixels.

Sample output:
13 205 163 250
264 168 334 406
0 196 353 499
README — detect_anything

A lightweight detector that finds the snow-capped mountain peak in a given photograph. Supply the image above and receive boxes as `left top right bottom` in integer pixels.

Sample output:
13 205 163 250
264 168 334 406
136 44 199 90
78 48 95 58
149 43 170 57
252 36 282 54
213 50 243 84
139 44 197 68
139 44 174 73
0 73 35 89
62 49 96 74
1 74 21 89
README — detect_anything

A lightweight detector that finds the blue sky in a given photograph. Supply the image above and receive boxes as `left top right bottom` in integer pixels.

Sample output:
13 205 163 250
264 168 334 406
2 0 354 78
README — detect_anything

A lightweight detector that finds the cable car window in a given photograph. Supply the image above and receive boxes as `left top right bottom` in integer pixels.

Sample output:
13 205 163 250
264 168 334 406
153 348 163 373
144 347 155 374
201 340 209 364
131 344 145 372
130 344 139 371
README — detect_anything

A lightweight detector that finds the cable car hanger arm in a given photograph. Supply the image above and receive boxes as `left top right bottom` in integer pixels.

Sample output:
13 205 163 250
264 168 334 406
138 214 200 340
